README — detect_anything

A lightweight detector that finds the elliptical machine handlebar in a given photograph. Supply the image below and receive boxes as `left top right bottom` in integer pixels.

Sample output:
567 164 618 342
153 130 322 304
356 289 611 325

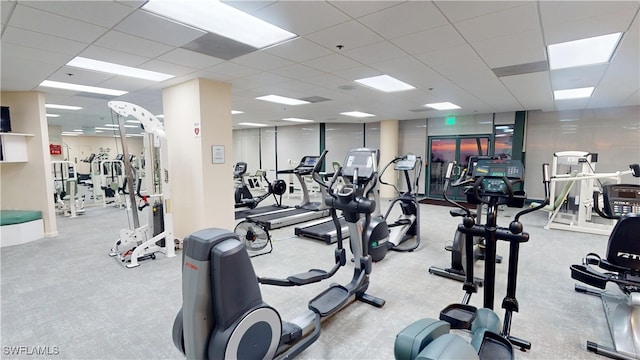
443 162 473 220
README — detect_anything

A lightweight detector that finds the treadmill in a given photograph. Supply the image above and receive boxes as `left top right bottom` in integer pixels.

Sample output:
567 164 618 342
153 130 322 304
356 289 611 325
245 151 330 230
295 151 382 244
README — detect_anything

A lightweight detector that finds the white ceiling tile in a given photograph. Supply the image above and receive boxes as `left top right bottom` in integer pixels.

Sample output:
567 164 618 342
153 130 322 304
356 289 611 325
114 10 206 47
341 41 406 65
305 20 385 51
264 38 333 63
1 1 16 26
241 72 296 86
271 64 326 81
543 9 637 44
550 65 608 90
98 76 157 92
454 3 540 43
94 30 174 58
206 62 263 79
332 66 380 82
79 46 150 67
49 66 116 86
358 1 449 39
434 1 529 23
115 1 147 8
2 26 87 56
540 1 639 27
21 1 135 28
448 72 521 110
416 45 487 76
139 59 197 77
303 74 353 89
393 25 466 55
1 54 60 91
368 56 440 89
158 48 225 69
304 54 362 73
223 1 276 14
232 52 294 71
500 72 553 110
252 1 350 36
328 1 402 19
471 29 545 68
2 42 73 66
8 4 108 43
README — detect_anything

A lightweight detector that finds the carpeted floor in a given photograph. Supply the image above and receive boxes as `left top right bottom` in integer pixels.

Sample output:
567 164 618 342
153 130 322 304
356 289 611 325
1 187 616 359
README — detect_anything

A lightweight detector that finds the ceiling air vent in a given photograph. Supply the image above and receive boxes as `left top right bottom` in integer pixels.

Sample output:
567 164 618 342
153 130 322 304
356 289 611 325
492 61 549 77
409 108 429 113
298 96 331 103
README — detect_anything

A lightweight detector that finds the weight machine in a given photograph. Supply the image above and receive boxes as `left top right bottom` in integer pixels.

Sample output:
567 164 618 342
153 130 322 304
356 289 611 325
107 101 175 268
544 151 639 235
51 160 84 218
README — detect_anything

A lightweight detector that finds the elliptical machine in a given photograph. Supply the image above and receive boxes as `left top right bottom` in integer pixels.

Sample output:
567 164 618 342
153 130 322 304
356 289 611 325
395 159 550 360
234 162 286 209
172 147 385 359
366 153 422 262
429 156 503 286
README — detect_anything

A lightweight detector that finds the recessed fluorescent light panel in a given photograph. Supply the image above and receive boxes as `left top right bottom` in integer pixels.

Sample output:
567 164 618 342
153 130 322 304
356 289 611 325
40 80 128 96
126 120 141 124
340 111 375 118
231 110 244 115
45 104 83 110
548 32 623 70
354 75 415 92
424 102 461 110
282 118 314 123
553 87 594 100
142 0 297 49
67 57 174 81
46 114 60 118
95 127 118 131
256 95 310 106
238 122 267 127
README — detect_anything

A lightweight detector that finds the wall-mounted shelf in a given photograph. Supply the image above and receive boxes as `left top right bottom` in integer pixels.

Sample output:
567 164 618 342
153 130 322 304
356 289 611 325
0 133 33 162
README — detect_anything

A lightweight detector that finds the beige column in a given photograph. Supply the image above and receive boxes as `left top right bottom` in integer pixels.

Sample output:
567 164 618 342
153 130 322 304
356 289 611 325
379 119 399 199
162 78 234 240
1 91 57 236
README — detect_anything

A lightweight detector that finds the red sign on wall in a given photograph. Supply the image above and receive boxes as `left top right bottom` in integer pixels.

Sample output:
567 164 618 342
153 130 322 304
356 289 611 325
50 144 62 155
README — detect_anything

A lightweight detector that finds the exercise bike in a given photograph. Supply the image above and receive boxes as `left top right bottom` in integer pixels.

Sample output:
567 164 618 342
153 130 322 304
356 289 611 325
429 156 503 286
570 172 640 360
365 154 422 262
234 162 287 209
172 147 385 359
395 159 550 360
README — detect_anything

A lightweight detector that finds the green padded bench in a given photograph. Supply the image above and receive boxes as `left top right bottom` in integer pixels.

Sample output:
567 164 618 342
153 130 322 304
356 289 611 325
0 210 44 247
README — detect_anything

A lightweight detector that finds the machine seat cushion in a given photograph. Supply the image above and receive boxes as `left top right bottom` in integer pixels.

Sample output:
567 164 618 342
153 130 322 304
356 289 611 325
415 333 478 360
0 210 42 226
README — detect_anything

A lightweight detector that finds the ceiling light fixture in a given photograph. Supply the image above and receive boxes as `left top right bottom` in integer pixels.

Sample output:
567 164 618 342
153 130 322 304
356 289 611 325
256 95 309 106
553 87 595 100
354 75 415 92
340 111 375 118
45 104 83 110
238 122 268 127
40 80 128 96
126 120 141 124
282 118 314 123
142 0 297 49
548 32 623 70
46 114 60 118
231 110 244 115
424 102 461 110
66 57 174 81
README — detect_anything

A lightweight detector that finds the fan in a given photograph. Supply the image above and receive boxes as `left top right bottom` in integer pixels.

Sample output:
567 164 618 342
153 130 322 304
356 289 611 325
234 220 272 256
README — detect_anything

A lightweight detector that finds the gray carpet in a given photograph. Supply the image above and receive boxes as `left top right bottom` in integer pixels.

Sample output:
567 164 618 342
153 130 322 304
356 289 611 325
1 191 614 359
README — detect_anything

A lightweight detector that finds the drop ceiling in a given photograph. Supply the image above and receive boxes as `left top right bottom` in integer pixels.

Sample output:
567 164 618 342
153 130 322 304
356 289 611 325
1 0 638 134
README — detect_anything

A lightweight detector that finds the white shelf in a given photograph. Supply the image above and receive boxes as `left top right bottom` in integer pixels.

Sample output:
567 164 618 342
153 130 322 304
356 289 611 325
0 133 33 162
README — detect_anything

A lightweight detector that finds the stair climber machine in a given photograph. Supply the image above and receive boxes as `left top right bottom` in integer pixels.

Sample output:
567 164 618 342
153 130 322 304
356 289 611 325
233 161 287 210
245 152 330 230
570 166 640 360
107 101 175 268
395 159 551 360
367 153 422 262
172 147 385 359
429 156 503 286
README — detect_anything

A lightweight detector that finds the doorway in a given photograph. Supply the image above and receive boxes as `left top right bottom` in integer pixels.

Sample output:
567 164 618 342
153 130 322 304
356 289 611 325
427 135 491 200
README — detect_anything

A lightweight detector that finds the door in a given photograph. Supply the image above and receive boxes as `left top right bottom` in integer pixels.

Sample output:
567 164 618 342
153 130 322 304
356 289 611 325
427 136 491 200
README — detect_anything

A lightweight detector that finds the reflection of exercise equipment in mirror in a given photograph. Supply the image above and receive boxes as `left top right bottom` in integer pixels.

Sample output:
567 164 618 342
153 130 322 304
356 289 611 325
107 101 175 269
542 151 640 235
51 160 84 218
570 183 640 360
396 159 551 360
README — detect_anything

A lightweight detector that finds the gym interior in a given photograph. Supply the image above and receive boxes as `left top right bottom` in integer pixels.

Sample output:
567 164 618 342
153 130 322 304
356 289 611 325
1 1 640 359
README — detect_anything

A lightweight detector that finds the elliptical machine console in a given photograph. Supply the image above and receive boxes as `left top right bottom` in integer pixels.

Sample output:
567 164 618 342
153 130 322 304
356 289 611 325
395 159 551 360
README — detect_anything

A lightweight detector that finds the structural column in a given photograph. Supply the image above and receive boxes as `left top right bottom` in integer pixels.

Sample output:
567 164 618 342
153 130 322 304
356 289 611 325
162 78 234 240
0 91 57 236
379 119 399 199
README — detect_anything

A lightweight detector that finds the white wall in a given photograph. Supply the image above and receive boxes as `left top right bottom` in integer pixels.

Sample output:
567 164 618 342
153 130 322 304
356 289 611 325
428 114 493 136
525 106 640 199
399 119 428 194
232 128 261 174
260 127 277 180
325 123 364 166
275 124 320 174
365 122 380 150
